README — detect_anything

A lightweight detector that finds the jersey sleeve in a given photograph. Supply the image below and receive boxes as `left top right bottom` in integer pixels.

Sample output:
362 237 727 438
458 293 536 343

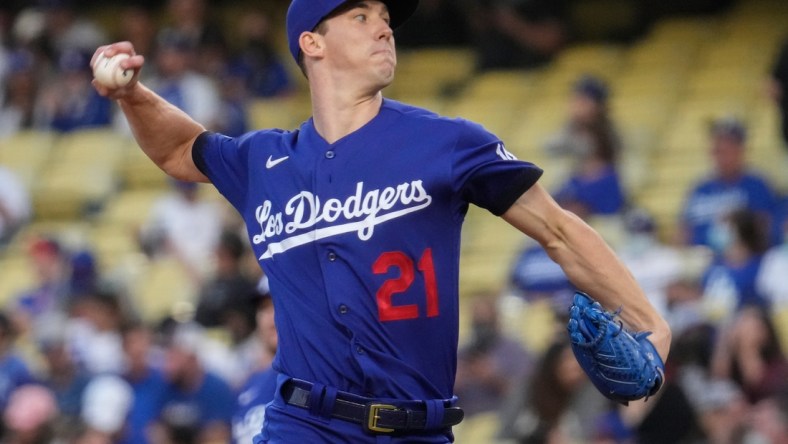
192 131 250 209
452 120 543 215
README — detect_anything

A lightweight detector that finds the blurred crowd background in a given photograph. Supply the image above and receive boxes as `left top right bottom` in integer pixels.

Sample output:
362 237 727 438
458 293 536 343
0 0 787 442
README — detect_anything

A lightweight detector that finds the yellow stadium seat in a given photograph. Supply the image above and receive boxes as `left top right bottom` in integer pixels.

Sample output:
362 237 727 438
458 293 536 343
249 95 311 130
31 129 128 220
453 412 502 444
119 140 169 190
0 256 36 306
461 70 542 102
0 131 56 189
132 258 198 322
99 189 164 228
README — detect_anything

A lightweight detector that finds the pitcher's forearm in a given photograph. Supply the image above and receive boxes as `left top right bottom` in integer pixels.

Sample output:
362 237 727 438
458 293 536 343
503 185 671 359
547 217 666 329
118 83 207 182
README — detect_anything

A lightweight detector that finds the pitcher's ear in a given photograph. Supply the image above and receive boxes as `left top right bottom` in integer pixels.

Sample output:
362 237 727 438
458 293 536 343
300 31 325 60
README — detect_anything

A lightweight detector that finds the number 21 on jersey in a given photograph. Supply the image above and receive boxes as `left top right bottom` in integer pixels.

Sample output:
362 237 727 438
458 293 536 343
372 248 439 322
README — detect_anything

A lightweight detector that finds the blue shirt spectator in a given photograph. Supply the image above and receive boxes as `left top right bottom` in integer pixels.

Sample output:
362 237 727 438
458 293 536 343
41 49 112 132
510 243 573 303
683 174 777 248
0 312 36 412
159 371 235 440
681 117 778 248
554 164 625 216
157 322 235 443
233 10 292 98
702 255 766 312
699 209 770 320
122 367 169 444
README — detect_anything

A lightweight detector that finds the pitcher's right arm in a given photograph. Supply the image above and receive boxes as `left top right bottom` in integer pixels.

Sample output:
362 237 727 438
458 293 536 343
91 42 208 182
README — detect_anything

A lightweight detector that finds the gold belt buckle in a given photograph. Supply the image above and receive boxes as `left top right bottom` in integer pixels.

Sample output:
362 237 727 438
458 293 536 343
366 403 398 433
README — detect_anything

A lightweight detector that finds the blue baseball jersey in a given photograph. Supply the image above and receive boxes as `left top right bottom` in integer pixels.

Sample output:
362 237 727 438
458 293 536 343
192 99 542 403
120 367 169 444
554 164 625 215
510 244 574 298
232 368 277 444
702 255 767 311
682 173 777 247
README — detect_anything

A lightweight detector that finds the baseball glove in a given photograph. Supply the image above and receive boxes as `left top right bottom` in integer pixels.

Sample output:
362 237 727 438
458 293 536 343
567 292 665 404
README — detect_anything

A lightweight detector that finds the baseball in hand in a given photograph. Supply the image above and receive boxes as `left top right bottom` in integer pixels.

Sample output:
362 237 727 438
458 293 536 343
93 52 133 89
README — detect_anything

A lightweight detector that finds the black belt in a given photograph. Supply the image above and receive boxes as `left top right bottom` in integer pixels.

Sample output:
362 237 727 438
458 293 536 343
281 379 464 435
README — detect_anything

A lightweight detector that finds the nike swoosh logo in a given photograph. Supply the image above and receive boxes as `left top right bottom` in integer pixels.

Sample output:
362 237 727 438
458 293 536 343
266 155 289 169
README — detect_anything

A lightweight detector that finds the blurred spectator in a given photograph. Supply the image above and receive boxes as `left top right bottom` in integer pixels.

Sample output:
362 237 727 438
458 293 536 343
455 294 532 418
67 289 126 375
508 240 574 306
138 30 221 134
79 374 134 444
37 319 91 424
0 49 41 138
139 179 223 280
10 8 48 58
11 237 71 335
745 389 788 443
194 232 260 381
464 0 569 71
683 368 750 443
756 208 788 309
120 322 168 444
159 0 228 80
67 250 98 298
194 230 257 329
395 0 469 48
39 0 107 57
0 164 30 246
594 383 699 443
232 290 277 444
0 311 36 413
155 322 235 444
232 10 291 98
680 116 778 249
2 384 59 444
770 37 788 151
552 151 626 218
710 305 788 404
617 208 683 319
497 337 608 443
162 0 226 56
545 75 622 166
113 5 158 67
699 209 769 321
550 76 626 218
36 49 112 132
668 323 750 442
215 65 251 137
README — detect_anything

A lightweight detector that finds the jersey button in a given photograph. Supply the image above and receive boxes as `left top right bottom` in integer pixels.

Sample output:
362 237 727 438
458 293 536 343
328 252 337 262
339 304 349 314
356 346 364 354
325 151 335 159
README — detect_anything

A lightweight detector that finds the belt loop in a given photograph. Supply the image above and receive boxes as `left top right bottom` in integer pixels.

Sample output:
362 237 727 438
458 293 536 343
320 385 338 420
309 382 325 418
425 399 445 430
